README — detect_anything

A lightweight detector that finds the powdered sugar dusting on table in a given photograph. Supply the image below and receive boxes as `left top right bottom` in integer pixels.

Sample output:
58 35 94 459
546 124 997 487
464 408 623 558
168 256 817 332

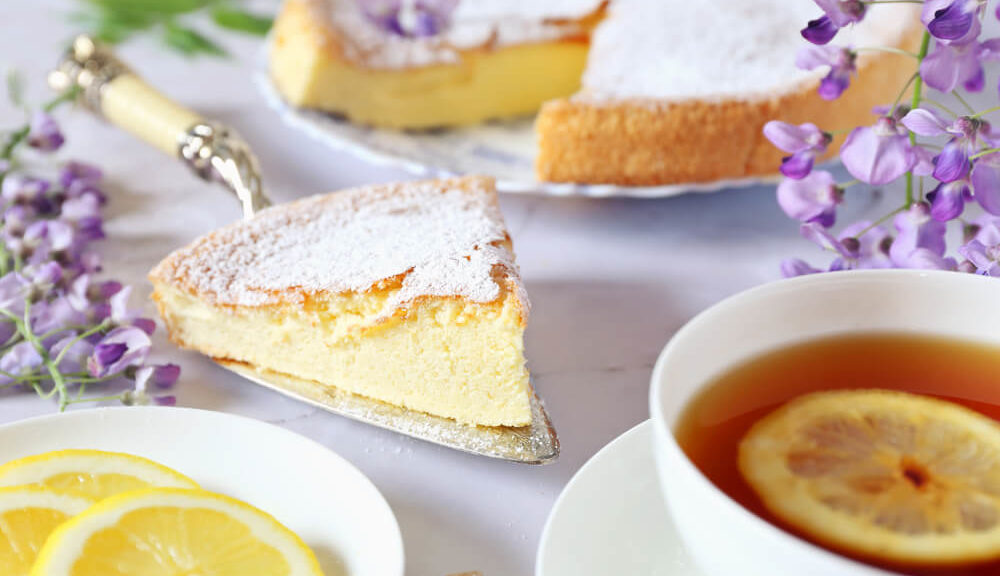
321 0 603 69
155 177 526 316
579 0 919 102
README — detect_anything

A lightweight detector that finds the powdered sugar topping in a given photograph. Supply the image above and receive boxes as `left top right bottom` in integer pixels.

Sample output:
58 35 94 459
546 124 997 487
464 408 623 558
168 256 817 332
579 0 919 101
155 177 526 317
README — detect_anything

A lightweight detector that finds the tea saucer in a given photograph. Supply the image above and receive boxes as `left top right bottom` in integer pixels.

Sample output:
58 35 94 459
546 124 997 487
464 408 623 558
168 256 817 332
536 420 701 576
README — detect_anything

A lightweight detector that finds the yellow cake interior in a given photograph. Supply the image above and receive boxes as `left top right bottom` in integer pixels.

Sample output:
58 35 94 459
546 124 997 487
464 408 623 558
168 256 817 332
154 283 531 426
269 0 597 129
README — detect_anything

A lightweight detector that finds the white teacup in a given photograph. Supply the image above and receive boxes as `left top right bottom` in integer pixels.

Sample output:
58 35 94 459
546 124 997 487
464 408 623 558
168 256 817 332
649 269 1000 576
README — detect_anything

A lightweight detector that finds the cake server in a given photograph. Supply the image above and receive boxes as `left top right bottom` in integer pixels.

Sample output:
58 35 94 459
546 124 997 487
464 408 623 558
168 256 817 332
49 35 559 464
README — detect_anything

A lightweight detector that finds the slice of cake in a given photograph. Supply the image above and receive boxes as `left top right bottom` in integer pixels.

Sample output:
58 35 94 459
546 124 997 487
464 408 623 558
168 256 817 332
534 0 923 185
149 176 532 427
270 0 605 129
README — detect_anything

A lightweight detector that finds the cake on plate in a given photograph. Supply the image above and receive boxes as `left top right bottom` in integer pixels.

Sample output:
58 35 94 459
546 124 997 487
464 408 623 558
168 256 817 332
535 0 922 185
269 0 922 186
270 0 605 129
149 176 533 427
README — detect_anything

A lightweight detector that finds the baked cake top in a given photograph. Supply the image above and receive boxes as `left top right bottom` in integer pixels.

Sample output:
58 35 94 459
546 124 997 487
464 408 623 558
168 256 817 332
579 0 919 102
312 0 604 69
150 176 528 317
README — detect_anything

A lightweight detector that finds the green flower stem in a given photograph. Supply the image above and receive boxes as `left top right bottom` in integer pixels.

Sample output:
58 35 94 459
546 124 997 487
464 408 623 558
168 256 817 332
66 374 119 385
50 319 110 367
65 392 127 405
18 300 70 408
0 244 10 276
0 369 46 382
852 204 909 238
952 90 976 114
37 323 103 343
905 31 931 206
972 105 1000 118
971 147 1000 160
890 73 919 116
918 97 960 118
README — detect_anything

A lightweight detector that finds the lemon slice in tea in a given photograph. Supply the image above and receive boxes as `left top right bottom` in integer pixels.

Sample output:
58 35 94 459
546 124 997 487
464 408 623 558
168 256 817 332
0 450 198 501
32 487 324 576
0 486 91 575
739 389 1000 566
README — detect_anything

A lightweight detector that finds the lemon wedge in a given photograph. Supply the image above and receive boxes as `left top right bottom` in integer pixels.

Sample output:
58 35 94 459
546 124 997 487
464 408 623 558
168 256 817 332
0 450 198 501
739 389 1000 566
0 486 91 575
32 487 324 576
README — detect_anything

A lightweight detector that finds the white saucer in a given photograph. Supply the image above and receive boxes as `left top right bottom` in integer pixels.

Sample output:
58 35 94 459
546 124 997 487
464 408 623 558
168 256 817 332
254 59 774 199
537 420 701 576
0 407 404 576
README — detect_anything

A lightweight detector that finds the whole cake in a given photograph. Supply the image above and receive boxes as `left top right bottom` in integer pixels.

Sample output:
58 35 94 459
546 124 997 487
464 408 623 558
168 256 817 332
269 0 922 186
149 176 533 427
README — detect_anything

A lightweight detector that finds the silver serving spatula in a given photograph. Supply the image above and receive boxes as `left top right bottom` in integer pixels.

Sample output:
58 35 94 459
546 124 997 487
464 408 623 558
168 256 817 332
49 35 559 464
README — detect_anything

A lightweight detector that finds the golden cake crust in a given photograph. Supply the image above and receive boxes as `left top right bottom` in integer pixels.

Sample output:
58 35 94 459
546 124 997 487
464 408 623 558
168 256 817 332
149 175 528 327
534 24 924 186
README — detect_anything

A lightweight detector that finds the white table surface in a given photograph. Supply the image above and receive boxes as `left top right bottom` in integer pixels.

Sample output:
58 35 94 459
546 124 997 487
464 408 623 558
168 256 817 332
1 2 910 574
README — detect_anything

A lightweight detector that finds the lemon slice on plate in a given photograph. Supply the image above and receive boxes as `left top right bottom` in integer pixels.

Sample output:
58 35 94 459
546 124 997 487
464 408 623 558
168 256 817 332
0 450 198 501
740 389 1000 566
0 486 91 575
32 487 324 576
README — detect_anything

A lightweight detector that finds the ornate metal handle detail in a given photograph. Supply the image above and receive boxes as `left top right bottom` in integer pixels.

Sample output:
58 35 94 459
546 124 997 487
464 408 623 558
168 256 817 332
179 123 270 220
49 35 271 219
48 35 130 114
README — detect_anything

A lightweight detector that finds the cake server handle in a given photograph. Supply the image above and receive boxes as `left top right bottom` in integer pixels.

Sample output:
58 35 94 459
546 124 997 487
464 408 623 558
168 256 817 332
47 35 271 219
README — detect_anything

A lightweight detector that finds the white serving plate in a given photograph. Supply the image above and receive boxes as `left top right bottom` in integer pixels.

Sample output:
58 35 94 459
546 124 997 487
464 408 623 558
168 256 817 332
537 420 700 576
0 407 404 576
254 60 776 199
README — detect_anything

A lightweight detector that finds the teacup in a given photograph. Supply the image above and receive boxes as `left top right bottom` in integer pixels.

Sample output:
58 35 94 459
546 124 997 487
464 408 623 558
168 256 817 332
649 269 1000 576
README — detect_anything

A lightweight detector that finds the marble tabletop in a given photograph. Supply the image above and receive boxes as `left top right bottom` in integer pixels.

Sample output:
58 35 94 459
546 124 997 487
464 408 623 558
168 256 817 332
1 2 908 574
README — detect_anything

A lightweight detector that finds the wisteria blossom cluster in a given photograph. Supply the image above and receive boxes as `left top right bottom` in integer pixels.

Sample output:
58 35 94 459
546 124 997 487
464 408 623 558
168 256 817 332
0 95 178 410
359 0 457 37
769 0 1000 277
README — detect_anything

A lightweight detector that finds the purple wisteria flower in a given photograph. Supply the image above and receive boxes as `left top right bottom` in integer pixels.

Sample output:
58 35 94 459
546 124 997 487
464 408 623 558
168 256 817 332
902 109 988 184
88 326 151 377
924 0 984 43
0 342 42 383
359 0 458 38
928 179 972 220
921 39 985 93
763 121 832 179
768 0 1000 279
840 117 916 185
796 44 857 100
0 106 179 409
26 112 64 152
780 258 822 277
802 0 867 45
970 152 1000 215
802 0 867 44
795 220 892 273
959 216 1000 275
776 170 842 227
889 203 955 269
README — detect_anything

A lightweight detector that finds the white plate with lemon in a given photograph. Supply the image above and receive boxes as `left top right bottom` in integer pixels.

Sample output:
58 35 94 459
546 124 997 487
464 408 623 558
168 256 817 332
0 407 403 576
